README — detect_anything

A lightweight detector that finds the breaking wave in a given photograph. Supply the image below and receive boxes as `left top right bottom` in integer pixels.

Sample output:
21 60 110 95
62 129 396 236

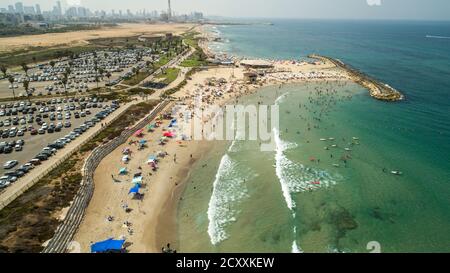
207 154 258 245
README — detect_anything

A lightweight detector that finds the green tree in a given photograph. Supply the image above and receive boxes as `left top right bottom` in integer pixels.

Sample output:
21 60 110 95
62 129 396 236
21 63 29 76
8 76 16 99
23 79 31 103
105 72 112 91
95 75 100 89
0 65 7 77
61 73 68 97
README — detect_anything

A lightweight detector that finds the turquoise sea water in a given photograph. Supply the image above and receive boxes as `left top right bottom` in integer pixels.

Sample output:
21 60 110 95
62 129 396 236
177 20 450 253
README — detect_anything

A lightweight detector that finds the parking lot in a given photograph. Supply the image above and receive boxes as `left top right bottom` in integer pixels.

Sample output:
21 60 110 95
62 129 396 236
0 96 120 189
0 47 158 99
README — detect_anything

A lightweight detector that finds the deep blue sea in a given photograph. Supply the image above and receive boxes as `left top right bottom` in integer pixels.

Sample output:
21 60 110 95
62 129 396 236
177 19 450 253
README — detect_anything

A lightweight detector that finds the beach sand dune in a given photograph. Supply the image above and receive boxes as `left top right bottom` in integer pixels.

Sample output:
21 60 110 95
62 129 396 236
0 23 195 53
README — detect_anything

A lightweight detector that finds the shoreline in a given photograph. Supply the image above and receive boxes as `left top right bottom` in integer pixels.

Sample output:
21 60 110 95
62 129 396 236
72 25 395 253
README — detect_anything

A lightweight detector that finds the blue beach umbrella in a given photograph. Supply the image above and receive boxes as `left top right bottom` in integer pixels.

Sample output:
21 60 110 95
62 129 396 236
129 183 141 194
91 238 125 253
119 167 127 175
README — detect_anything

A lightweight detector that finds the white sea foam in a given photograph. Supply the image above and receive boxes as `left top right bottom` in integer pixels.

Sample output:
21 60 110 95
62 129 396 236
273 127 338 252
291 226 303 253
426 35 450 39
275 92 289 105
207 154 257 245
273 128 337 210
292 240 303 253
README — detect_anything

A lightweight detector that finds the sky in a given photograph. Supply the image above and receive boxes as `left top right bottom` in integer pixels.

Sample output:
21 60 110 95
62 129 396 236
1 0 450 21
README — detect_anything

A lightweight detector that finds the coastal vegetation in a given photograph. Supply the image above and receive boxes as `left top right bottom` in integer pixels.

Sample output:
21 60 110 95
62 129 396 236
162 67 201 98
181 32 208 67
0 23 115 38
155 68 180 85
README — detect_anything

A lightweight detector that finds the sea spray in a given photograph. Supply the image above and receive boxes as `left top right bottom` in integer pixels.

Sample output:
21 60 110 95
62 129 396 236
207 153 258 245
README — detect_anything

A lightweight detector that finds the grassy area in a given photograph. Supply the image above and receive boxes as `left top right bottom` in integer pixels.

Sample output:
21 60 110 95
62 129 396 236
0 24 110 38
180 32 208 67
162 68 200 98
153 55 170 69
0 100 159 252
121 70 153 86
181 55 208 67
0 45 100 68
128 88 155 96
0 157 82 253
79 100 158 152
155 68 180 85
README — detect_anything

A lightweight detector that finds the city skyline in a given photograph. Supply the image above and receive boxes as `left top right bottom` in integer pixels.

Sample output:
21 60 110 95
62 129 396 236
1 0 450 20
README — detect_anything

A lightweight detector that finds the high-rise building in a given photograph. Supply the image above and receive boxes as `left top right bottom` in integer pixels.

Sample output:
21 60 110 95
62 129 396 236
77 7 88 17
56 1 62 16
35 4 41 15
7 5 15 13
15 2 24 14
66 6 77 17
167 0 172 20
23 6 36 15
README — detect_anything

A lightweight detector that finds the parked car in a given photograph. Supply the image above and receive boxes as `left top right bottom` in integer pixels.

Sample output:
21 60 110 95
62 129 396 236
3 160 18 169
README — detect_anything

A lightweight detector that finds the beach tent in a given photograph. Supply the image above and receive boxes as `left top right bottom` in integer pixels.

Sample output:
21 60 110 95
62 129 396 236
119 168 127 175
91 238 125 253
129 183 141 194
169 119 177 128
163 132 175 138
134 129 144 137
132 176 143 184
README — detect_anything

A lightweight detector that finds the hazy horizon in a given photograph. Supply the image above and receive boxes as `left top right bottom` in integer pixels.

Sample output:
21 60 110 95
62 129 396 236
1 0 449 21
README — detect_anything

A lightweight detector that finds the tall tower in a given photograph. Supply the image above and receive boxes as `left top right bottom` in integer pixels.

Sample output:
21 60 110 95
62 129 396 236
167 0 172 20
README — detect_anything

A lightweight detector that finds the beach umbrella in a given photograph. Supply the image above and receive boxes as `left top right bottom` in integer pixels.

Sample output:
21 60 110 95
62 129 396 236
91 238 125 253
169 119 177 128
122 155 130 162
163 132 174 138
139 139 147 144
134 129 144 137
129 184 141 194
119 167 127 175
132 176 143 184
